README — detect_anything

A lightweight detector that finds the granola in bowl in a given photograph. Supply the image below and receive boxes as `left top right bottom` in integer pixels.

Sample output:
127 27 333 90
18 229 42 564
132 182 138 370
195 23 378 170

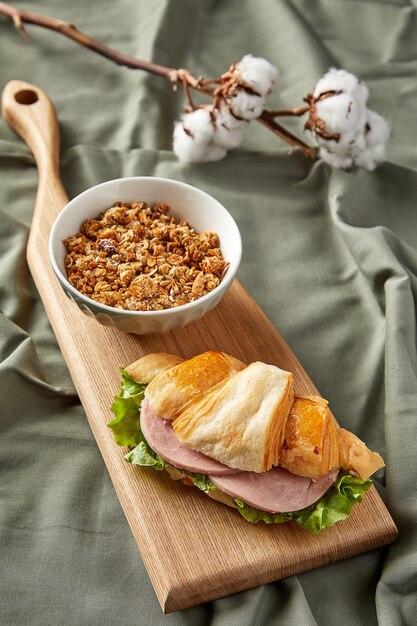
63 202 229 311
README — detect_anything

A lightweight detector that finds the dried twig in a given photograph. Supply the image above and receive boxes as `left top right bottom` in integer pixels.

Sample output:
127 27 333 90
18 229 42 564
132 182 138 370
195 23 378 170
0 1 173 77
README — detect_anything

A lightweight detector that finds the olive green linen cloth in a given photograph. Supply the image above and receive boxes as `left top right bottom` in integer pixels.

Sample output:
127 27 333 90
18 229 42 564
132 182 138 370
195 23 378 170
1 1 416 624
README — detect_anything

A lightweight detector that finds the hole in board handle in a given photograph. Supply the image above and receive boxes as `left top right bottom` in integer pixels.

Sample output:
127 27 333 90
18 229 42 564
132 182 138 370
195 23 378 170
14 89 39 105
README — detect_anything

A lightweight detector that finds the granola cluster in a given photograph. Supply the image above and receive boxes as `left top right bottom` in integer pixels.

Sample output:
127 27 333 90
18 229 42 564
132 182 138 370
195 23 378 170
63 202 229 311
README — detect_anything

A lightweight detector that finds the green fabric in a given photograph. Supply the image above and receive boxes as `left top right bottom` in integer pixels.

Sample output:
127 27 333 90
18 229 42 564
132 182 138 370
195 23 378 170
0 0 416 624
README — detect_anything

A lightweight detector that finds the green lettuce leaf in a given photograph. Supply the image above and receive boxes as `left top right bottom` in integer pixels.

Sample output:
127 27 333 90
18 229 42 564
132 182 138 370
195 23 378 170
233 472 372 534
124 441 167 471
108 369 146 447
233 499 292 524
108 370 167 469
292 472 373 534
181 471 217 494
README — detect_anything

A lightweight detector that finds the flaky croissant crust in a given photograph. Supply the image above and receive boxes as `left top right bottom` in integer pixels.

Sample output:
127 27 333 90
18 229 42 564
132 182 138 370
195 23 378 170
132 352 384 479
172 361 294 473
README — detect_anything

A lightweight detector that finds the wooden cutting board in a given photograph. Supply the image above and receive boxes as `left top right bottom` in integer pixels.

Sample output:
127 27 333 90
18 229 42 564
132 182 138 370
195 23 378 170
2 80 398 614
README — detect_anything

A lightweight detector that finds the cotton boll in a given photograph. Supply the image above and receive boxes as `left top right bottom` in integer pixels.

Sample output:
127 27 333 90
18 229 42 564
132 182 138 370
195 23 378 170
350 130 369 158
351 111 389 170
313 80 390 171
173 122 227 163
236 54 279 96
351 81 369 107
181 108 214 144
326 129 366 157
314 68 369 106
216 102 247 130
316 131 357 151
355 144 387 171
369 143 387 162
316 93 365 135
228 90 265 120
319 146 353 169
316 134 351 157
173 122 209 163
354 149 378 171
314 68 358 98
173 108 222 163
318 125 366 160
365 110 390 147
214 121 245 149
202 143 228 162
318 119 388 171
212 103 246 150
317 133 356 161
330 128 365 152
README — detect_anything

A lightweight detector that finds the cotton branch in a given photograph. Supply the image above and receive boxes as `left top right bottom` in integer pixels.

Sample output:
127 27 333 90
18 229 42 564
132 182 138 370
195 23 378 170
0 1 317 159
259 112 317 158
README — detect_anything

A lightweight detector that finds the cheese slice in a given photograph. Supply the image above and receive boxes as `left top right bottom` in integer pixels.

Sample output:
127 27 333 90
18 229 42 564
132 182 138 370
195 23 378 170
172 362 294 473
145 351 246 420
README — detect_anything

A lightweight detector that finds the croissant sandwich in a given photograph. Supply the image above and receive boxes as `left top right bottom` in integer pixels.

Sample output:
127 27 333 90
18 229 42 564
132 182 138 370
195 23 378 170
108 351 384 534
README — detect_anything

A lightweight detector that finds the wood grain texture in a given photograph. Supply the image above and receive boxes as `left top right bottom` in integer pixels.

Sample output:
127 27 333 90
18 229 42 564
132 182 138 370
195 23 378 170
2 80 398 614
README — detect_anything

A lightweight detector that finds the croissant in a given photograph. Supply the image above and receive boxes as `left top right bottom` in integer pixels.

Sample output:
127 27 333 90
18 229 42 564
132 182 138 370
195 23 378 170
142 351 384 480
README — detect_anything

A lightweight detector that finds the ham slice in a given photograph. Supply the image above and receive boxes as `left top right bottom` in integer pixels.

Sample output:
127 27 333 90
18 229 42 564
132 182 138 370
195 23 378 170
209 467 339 513
140 399 240 476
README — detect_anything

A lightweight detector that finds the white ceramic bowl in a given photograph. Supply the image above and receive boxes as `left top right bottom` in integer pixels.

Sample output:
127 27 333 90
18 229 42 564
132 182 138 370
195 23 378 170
49 177 242 334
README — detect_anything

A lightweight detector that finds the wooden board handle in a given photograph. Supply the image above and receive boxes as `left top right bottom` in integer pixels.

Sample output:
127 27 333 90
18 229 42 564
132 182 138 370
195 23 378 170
2 80 60 176
1 80 69 231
